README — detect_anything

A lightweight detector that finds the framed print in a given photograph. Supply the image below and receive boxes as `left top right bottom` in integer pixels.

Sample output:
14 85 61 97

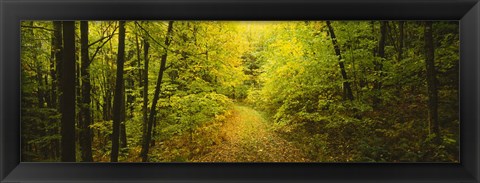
1 0 479 182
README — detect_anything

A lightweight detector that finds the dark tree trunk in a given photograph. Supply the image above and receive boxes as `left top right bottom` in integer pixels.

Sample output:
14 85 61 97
373 21 387 107
79 21 93 162
111 21 126 162
395 21 405 97
135 26 143 88
103 87 113 121
120 83 127 148
53 22 63 108
48 23 57 108
398 21 404 61
140 38 150 158
31 22 45 108
76 57 81 142
44 75 51 107
424 21 441 143
51 21 63 109
127 78 135 118
150 118 156 147
377 21 387 69
35 56 45 108
141 21 174 162
325 21 354 101
60 21 76 162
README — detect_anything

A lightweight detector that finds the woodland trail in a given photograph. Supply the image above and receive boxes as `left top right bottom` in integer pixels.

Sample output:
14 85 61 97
192 105 308 162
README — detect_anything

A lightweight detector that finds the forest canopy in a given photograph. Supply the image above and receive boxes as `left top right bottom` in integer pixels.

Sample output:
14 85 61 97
21 21 459 162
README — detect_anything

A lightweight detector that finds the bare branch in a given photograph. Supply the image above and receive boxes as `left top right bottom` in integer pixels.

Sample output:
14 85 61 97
135 21 168 50
88 36 108 47
89 25 119 65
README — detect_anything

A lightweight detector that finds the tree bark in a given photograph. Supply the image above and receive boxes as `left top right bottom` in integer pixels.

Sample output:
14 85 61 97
48 22 58 108
141 21 174 162
80 21 93 162
53 21 63 158
52 21 63 109
151 118 157 147
120 83 127 148
35 53 45 108
398 21 404 61
325 21 354 101
373 21 387 107
76 49 81 134
60 21 76 162
135 25 143 88
31 22 45 108
424 21 441 143
111 21 126 162
141 38 150 156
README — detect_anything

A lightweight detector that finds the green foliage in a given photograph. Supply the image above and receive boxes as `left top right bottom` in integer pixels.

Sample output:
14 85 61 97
20 21 459 162
158 92 232 139
246 21 459 162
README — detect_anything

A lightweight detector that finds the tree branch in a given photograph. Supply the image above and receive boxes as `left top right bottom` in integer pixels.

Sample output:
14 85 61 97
88 22 116 47
135 21 169 50
21 25 54 32
88 25 119 65
88 36 108 47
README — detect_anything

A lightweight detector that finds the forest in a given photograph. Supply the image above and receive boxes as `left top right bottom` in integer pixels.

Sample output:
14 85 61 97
21 21 459 162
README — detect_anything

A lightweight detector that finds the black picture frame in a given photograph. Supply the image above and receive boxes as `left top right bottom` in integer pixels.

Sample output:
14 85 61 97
1 0 479 182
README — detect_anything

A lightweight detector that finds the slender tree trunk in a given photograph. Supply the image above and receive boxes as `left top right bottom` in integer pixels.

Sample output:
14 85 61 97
48 26 56 108
140 39 150 158
373 21 387 107
79 21 93 162
398 21 404 61
35 56 45 107
325 21 354 101
424 21 441 143
111 21 126 162
76 57 81 145
60 21 76 162
31 22 45 108
141 21 174 162
377 21 387 70
151 118 156 147
102 70 113 122
53 21 63 110
44 75 51 107
120 83 127 148
127 78 135 118
135 26 143 88
395 21 405 97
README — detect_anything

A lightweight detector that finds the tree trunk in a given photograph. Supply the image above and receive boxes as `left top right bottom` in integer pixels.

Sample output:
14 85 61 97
141 21 174 162
424 21 441 143
120 83 127 148
135 26 143 88
325 21 354 101
373 21 387 107
60 21 76 162
127 78 135 118
79 21 93 162
111 21 126 162
398 21 404 61
31 22 45 108
51 21 63 109
150 118 156 147
140 38 150 158
48 22 57 108
76 45 81 135
35 55 45 108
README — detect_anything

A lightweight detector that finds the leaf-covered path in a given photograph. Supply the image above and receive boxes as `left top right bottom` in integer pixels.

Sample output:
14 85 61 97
192 105 308 162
